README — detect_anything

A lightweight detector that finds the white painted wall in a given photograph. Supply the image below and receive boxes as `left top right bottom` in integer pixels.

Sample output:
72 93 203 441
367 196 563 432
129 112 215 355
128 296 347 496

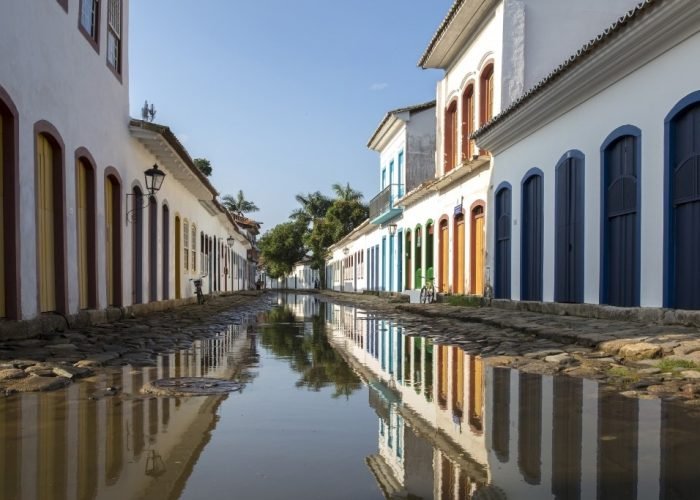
486 30 700 306
0 0 252 319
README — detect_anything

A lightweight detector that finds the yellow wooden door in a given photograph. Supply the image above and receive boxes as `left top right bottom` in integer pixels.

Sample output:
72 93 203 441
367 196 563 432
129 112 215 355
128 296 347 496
473 212 485 295
456 218 465 294
439 345 449 407
470 356 484 428
37 134 56 312
440 224 449 292
105 178 114 305
453 348 464 412
77 160 88 308
0 115 5 317
174 217 181 299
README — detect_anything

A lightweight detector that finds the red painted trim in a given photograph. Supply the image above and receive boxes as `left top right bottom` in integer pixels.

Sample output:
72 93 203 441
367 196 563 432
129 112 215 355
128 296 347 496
75 147 99 309
34 120 68 315
0 85 21 319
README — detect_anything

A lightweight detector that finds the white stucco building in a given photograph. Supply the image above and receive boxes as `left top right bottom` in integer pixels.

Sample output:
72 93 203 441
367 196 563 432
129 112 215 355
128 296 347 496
0 0 257 325
475 0 700 310
327 0 642 299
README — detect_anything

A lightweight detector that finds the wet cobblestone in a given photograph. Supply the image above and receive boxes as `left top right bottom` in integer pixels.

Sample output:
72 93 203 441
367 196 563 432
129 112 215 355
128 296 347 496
0 292 273 394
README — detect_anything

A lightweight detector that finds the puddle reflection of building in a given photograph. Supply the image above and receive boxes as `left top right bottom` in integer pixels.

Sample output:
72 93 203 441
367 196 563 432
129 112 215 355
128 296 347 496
275 292 320 321
326 304 700 500
326 304 490 499
0 323 255 500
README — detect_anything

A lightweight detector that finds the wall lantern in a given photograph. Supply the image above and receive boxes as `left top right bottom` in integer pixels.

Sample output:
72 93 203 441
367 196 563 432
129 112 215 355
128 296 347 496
388 224 398 236
343 247 350 256
126 163 166 224
226 236 236 248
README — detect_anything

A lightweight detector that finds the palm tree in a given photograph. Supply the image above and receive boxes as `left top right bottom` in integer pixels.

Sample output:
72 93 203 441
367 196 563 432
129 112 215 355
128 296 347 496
290 191 332 225
222 190 259 216
331 182 363 202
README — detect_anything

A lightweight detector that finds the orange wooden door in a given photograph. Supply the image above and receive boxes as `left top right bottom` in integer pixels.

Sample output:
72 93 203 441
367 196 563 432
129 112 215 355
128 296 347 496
37 134 56 312
440 222 449 292
471 207 485 295
455 216 465 294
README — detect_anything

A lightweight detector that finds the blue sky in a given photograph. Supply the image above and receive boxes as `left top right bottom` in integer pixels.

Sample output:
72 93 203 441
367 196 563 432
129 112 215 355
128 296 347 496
129 0 453 230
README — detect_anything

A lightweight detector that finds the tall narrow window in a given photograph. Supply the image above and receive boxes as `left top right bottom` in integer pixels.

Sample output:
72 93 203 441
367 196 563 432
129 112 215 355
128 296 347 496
480 64 494 126
444 101 458 173
79 0 99 44
107 0 122 74
183 220 189 271
397 151 404 197
461 84 475 160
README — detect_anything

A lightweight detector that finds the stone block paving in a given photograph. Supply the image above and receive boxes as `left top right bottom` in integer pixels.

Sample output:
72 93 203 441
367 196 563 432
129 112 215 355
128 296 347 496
0 292 273 394
323 291 700 405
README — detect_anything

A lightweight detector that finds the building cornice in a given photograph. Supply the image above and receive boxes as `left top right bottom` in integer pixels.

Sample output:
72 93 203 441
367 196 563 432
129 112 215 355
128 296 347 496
474 0 700 154
418 0 500 69
367 101 436 151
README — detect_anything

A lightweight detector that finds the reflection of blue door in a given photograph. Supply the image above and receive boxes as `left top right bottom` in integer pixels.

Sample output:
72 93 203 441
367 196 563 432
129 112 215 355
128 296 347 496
495 186 512 299
669 102 700 309
602 132 639 307
389 234 394 292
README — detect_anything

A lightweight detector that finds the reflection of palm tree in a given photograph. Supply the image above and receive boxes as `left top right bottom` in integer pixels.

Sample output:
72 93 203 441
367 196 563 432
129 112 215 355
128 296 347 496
259 304 361 398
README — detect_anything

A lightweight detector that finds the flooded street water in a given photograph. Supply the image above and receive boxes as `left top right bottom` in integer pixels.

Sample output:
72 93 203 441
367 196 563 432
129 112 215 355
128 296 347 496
1 293 700 499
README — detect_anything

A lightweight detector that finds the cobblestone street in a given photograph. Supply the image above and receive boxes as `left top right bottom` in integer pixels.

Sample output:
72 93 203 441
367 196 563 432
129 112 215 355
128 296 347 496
0 292 271 393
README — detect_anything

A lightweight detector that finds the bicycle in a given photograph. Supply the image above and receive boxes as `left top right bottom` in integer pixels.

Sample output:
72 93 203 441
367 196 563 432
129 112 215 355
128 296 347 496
420 278 436 304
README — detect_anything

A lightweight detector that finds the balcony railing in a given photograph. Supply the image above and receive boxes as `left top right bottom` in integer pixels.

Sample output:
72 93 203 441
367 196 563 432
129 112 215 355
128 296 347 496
369 183 404 222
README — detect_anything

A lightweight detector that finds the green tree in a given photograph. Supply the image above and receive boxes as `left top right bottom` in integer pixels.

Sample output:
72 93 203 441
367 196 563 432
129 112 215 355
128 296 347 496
258 220 306 279
290 191 332 226
222 189 259 216
331 182 364 202
193 158 212 176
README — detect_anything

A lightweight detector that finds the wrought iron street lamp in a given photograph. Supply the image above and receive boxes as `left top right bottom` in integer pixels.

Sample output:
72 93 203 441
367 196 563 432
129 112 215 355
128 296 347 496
226 236 235 248
388 223 398 236
126 163 166 223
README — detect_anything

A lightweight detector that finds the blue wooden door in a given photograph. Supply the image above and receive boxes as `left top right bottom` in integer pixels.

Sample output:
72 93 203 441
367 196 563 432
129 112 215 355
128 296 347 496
389 234 394 292
555 154 584 303
603 135 639 307
397 230 403 293
495 187 512 299
521 173 543 301
670 103 700 309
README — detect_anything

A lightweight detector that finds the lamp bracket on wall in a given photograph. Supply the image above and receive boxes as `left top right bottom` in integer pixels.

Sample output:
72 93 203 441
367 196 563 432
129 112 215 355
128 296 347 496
125 164 166 225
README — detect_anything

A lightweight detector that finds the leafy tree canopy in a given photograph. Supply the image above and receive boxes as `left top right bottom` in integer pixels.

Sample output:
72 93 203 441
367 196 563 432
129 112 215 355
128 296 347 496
258 220 306 279
193 158 212 177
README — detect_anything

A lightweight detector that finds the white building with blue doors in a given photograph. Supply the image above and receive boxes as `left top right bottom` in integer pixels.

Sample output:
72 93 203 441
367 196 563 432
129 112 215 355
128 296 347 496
474 0 700 310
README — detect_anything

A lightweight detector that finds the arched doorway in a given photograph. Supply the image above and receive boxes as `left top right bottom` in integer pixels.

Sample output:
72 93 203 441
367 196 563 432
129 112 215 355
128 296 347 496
438 218 449 293
453 213 465 294
35 126 67 313
470 203 485 295
666 94 700 309
601 127 640 307
405 230 412 290
162 204 169 300
148 196 157 302
105 171 122 306
0 88 19 319
132 186 144 304
174 215 181 299
555 152 584 303
425 221 434 285
521 169 543 301
76 151 97 309
414 225 422 288
495 184 512 299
